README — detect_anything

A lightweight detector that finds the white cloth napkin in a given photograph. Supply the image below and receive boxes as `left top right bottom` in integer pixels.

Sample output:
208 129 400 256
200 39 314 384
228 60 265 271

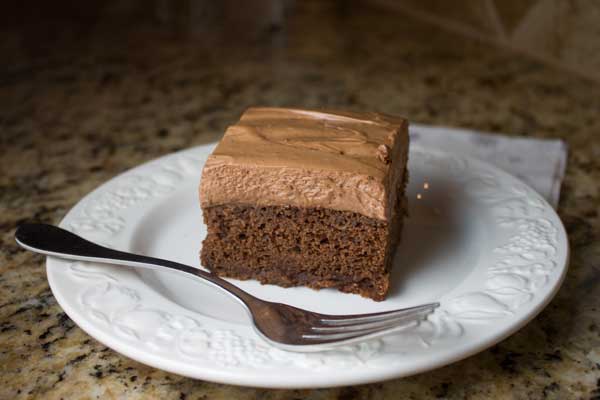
409 124 568 209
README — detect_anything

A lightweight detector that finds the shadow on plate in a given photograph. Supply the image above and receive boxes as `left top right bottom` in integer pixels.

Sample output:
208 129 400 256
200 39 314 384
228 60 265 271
387 179 465 298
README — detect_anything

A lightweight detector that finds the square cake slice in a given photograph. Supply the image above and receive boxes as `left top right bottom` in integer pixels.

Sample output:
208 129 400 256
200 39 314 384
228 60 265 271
199 107 409 301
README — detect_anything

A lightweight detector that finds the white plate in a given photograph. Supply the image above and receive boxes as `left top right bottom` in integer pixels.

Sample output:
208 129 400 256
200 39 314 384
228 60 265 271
47 144 568 388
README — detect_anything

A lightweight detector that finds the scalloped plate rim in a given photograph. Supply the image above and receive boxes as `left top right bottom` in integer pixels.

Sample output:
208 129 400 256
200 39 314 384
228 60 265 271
45 143 569 388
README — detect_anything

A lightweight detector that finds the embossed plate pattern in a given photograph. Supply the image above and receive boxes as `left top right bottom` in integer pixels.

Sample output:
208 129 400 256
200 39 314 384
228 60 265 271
46 143 568 388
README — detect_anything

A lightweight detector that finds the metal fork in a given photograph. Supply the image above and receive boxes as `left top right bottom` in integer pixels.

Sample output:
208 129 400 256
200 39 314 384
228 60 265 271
15 223 439 352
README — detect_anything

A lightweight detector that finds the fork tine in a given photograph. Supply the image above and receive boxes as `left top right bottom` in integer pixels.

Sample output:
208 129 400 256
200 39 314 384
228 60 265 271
317 302 439 326
310 305 435 333
301 319 421 341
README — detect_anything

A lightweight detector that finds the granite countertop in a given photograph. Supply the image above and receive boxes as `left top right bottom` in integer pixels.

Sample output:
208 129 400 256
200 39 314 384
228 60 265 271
1 2 600 399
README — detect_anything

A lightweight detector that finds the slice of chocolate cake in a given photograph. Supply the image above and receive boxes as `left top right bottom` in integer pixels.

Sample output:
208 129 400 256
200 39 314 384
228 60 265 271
199 107 409 301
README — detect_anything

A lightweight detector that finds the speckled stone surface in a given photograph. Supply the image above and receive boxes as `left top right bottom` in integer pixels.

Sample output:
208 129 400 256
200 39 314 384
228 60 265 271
1 2 600 399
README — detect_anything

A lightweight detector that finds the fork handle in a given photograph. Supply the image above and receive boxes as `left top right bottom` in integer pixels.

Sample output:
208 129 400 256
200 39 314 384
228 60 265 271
14 223 257 306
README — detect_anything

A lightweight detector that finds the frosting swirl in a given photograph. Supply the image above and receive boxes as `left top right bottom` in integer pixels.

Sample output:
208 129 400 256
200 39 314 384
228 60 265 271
200 107 409 220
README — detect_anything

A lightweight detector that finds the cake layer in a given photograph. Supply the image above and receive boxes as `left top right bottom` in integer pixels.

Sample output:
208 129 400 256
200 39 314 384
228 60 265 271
201 204 404 301
200 107 408 221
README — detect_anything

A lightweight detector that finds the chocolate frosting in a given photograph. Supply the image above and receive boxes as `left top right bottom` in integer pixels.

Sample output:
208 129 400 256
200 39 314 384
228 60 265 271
200 107 409 220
